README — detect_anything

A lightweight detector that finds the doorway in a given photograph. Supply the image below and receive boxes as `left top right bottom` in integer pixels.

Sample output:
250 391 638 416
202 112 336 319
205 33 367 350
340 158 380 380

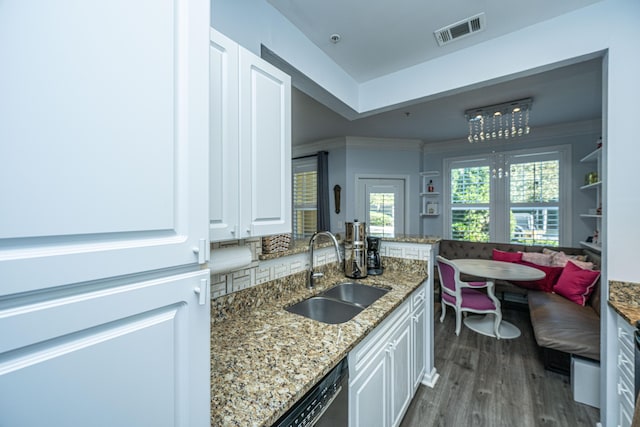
356 177 406 238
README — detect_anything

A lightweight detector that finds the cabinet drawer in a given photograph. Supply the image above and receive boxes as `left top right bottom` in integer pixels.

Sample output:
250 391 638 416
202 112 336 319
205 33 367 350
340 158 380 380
411 285 426 311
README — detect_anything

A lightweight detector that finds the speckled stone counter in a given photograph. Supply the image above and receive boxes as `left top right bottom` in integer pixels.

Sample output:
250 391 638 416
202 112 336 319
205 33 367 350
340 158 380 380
210 259 427 427
382 234 441 244
609 280 640 325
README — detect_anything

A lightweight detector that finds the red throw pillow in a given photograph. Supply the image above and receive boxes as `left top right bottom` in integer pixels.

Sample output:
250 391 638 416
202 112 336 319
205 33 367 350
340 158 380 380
553 260 601 306
514 260 564 293
492 249 522 263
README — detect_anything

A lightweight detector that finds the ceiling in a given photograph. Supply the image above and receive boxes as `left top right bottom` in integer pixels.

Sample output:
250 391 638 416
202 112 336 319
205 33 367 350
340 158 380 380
266 0 604 145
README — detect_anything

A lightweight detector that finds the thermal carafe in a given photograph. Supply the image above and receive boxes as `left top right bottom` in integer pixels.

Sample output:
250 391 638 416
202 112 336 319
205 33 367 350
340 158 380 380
345 220 367 278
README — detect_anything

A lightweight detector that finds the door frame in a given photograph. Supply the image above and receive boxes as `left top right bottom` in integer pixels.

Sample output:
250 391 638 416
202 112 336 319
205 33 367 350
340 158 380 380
355 174 411 236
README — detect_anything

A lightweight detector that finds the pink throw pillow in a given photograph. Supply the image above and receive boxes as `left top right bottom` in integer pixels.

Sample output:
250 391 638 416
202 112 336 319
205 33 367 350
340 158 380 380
515 261 564 293
520 251 553 266
553 260 601 306
492 249 522 263
543 248 588 262
549 251 594 269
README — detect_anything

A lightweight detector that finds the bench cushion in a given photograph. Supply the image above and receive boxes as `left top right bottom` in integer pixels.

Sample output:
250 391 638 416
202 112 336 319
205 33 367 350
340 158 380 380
528 290 600 361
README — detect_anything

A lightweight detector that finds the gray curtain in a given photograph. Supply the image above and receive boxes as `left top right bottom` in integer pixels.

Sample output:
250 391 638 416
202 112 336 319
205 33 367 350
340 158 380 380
317 151 330 231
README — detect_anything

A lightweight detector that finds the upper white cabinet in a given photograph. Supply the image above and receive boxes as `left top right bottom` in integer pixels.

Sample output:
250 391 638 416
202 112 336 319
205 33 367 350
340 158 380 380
209 30 292 242
1 0 211 295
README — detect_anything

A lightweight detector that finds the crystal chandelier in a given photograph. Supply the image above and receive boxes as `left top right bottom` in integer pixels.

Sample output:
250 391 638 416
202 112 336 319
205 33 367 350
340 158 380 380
465 98 532 143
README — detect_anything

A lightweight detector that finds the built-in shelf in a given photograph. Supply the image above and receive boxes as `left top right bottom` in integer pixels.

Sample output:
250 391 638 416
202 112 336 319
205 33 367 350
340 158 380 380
579 241 602 253
580 147 602 163
580 181 602 190
420 171 440 219
578 143 602 251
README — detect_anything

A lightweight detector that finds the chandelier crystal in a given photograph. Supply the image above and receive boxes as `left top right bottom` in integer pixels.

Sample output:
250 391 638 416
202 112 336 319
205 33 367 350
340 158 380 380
465 98 532 143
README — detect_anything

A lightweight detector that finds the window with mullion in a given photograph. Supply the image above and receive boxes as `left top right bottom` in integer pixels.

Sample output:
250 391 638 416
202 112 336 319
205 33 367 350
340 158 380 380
449 160 491 242
445 147 567 246
508 154 561 246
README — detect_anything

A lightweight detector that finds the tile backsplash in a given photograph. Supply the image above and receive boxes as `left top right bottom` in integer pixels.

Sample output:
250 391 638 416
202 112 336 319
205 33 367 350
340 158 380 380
210 238 340 298
210 238 436 298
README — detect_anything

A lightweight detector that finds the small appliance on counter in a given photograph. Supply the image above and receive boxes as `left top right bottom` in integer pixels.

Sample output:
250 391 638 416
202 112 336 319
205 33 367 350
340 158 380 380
366 236 383 276
344 219 367 279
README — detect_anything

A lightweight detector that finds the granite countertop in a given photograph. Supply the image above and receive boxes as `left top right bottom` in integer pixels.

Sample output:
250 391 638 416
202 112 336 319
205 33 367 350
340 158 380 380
210 260 427 426
609 280 640 325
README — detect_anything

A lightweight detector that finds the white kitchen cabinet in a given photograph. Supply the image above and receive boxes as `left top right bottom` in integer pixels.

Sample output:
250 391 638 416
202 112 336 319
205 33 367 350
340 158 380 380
411 288 427 392
349 343 389 427
349 284 425 427
389 316 412 427
0 0 211 425
616 315 636 427
209 29 292 242
0 270 210 427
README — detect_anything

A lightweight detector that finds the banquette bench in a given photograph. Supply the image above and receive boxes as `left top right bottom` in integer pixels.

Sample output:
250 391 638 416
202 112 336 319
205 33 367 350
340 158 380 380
435 239 601 372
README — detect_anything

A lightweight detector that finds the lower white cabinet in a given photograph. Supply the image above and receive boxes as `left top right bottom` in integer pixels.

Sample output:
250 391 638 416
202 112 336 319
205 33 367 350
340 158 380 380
411 289 427 392
616 315 636 427
349 284 426 427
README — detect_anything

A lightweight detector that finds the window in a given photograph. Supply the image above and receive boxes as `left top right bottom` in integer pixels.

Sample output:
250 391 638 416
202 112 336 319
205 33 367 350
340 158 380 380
450 161 491 242
292 158 317 239
508 154 560 246
445 147 568 245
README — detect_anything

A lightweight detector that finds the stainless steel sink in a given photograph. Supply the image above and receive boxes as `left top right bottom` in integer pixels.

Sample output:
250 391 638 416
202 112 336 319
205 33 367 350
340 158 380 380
319 282 389 308
285 283 389 324
285 296 363 324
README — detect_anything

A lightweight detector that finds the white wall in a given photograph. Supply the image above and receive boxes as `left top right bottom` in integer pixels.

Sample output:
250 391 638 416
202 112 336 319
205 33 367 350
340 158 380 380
294 137 422 236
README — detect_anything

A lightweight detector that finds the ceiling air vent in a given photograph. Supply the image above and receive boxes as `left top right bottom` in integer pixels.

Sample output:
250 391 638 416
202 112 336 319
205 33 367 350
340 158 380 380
434 13 485 47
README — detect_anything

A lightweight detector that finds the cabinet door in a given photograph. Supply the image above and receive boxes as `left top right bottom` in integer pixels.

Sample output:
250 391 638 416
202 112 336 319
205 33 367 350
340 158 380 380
0 0 210 295
238 48 291 237
209 30 240 242
0 270 211 426
349 349 388 427
411 302 427 391
0 1 210 425
390 317 412 427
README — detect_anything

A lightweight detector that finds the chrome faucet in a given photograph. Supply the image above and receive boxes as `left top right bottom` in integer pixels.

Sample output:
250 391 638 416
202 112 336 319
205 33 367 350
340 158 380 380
308 231 343 289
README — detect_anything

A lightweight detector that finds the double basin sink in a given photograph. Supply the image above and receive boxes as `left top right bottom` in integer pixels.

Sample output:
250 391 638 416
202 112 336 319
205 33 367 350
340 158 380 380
285 282 389 324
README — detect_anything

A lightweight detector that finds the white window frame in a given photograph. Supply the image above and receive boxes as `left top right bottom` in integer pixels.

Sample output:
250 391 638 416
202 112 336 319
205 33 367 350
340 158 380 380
443 145 572 245
355 174 410 237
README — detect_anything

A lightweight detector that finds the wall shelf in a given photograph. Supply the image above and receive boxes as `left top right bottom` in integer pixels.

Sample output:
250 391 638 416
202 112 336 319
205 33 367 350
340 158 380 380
420 171 440 217
578 143 602 249
579 241 602 253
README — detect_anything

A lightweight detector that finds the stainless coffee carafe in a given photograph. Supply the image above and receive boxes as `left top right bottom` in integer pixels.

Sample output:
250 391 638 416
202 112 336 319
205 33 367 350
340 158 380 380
344 220 367 278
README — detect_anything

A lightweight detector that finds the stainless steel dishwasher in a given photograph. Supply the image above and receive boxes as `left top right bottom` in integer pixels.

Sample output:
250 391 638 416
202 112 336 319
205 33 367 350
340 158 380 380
273 357 348 427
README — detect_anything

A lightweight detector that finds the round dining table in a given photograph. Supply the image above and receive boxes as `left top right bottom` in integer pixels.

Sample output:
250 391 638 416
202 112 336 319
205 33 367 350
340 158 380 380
451 259 545 339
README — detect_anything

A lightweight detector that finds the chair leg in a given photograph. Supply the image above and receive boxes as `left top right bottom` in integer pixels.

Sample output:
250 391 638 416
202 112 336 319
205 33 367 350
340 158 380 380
440 303 446 323
494 311 503 339
455 309 462 336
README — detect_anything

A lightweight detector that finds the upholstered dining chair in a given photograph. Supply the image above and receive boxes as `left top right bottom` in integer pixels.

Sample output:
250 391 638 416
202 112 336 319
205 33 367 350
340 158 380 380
436 255 502 338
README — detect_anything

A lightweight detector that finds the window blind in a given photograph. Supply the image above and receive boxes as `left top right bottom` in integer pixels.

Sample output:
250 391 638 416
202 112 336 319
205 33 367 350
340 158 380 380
292 158 317 239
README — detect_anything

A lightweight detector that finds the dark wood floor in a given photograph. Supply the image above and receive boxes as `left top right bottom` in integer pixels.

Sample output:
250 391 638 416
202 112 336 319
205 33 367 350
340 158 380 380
400 303 600 427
